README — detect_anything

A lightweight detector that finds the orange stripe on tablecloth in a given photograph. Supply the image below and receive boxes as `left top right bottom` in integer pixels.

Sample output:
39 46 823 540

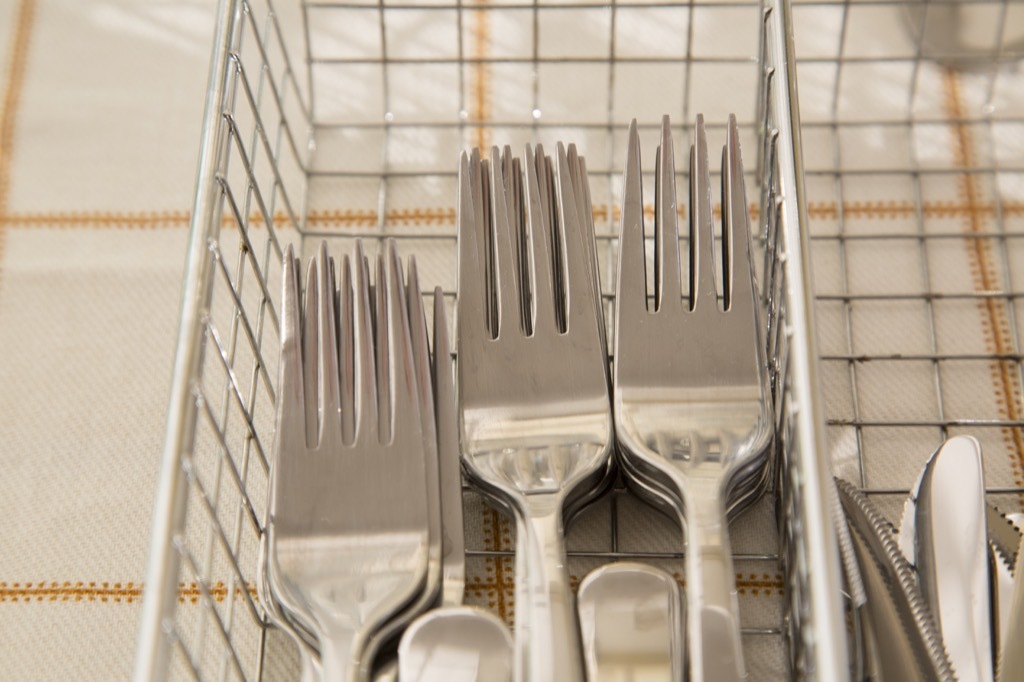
479 508 515 625
1 573 782 612
0 208 448 230
807 199 1024 221
0 210 194 229
0 581 256 604
174 581 257 604
0 0 37 279
943 70 1024 491
0 581 144 604
309 207 454 228
2 200 1020 231
469 0 491 151
464 571 786 626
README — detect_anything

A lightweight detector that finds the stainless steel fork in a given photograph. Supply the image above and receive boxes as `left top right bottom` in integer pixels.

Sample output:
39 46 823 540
431 284 465 609
457 143 614 682
613 116 774 682
358 254 444 680
267 240 432 682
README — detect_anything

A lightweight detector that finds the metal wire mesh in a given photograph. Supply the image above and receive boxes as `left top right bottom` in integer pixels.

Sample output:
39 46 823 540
131 0 1024 677
788 0 1024 675
788 0 1024 512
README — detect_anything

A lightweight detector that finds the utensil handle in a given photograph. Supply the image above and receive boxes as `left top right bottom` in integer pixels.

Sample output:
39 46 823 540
685 491 745 682
515 497 585 682
320 621 362 682
299 648 321 682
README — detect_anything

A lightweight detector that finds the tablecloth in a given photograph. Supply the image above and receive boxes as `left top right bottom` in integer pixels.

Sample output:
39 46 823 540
0 0 216 677
0 0 1022 679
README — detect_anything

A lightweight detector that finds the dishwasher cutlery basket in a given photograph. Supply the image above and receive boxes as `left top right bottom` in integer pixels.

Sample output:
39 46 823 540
138 0 1024 678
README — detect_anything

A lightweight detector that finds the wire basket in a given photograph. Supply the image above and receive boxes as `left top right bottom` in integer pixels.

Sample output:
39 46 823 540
133 0 857 678
787 1 1024 678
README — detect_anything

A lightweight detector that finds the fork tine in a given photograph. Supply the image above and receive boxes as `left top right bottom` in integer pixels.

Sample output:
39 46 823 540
570 148 598 290
475 151 498 338
432 287 454 428
352 240 379 445
489 146 524 338
533 144 551 231
338 254 356 445
723 115 755 317
316 242 343 450
501 145 516 215
524 144 558 334
275 246 307 454
534 146 557 255
432 285 464 600
457 151 488 339
569 149 607 357
502 146 522 262
556 142 599 329
508 150 533 337
301 257 319 447
616 120 649 315
407 255 435 443
375 252 392 443
536 145 566 333
690 115 719 312
384 240 419 445
654 116 682 311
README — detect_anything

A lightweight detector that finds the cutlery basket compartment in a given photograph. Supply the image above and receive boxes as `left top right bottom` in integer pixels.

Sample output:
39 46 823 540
136 0 850 678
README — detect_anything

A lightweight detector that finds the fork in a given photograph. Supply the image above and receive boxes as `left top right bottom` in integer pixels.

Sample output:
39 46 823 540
267 240 432 682
358 254 444 680
257 255 321 682
457 143 614 682
257 531 320 682
394 287 515 682
613 116 774 682
430 283 465 609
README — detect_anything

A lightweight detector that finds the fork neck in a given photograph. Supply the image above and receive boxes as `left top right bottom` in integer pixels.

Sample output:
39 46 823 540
679 482 745 682
512 494 586 682
319 619 364 682
681 482 732 557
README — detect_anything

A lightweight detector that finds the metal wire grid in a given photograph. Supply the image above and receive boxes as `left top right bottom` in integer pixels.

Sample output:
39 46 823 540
135 0 851 679
134 0 307 678
786 3 1024 676
785 0 1024 519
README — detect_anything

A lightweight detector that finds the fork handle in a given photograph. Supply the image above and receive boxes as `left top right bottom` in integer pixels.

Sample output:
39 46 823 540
515 496 586 682
685 490 745 682
320 621 363 682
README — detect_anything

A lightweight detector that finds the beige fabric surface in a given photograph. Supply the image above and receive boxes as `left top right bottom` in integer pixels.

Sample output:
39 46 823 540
790 0 1024 510
0 0 1022 680
0 0 216 678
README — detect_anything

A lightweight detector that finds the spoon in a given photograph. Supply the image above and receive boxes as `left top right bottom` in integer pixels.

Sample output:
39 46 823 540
577 562 685 681
397 606 513 682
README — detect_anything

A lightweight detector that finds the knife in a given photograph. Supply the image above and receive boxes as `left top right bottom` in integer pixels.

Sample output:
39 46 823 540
992 508 1024 682
897 435 993 682
837 478 955 682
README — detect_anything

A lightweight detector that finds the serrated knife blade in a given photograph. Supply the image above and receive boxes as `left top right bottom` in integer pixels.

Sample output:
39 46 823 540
987 504 1022 573
994 509 1024 682
836 478 955 682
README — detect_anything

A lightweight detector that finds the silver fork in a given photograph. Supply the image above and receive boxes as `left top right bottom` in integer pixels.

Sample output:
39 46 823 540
257 531 320 682
431 284 465 609
613 116 774 682
258 253 322 682
457 143 614 682
267 240 432 682
358 254 444 681
394 286 514 682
